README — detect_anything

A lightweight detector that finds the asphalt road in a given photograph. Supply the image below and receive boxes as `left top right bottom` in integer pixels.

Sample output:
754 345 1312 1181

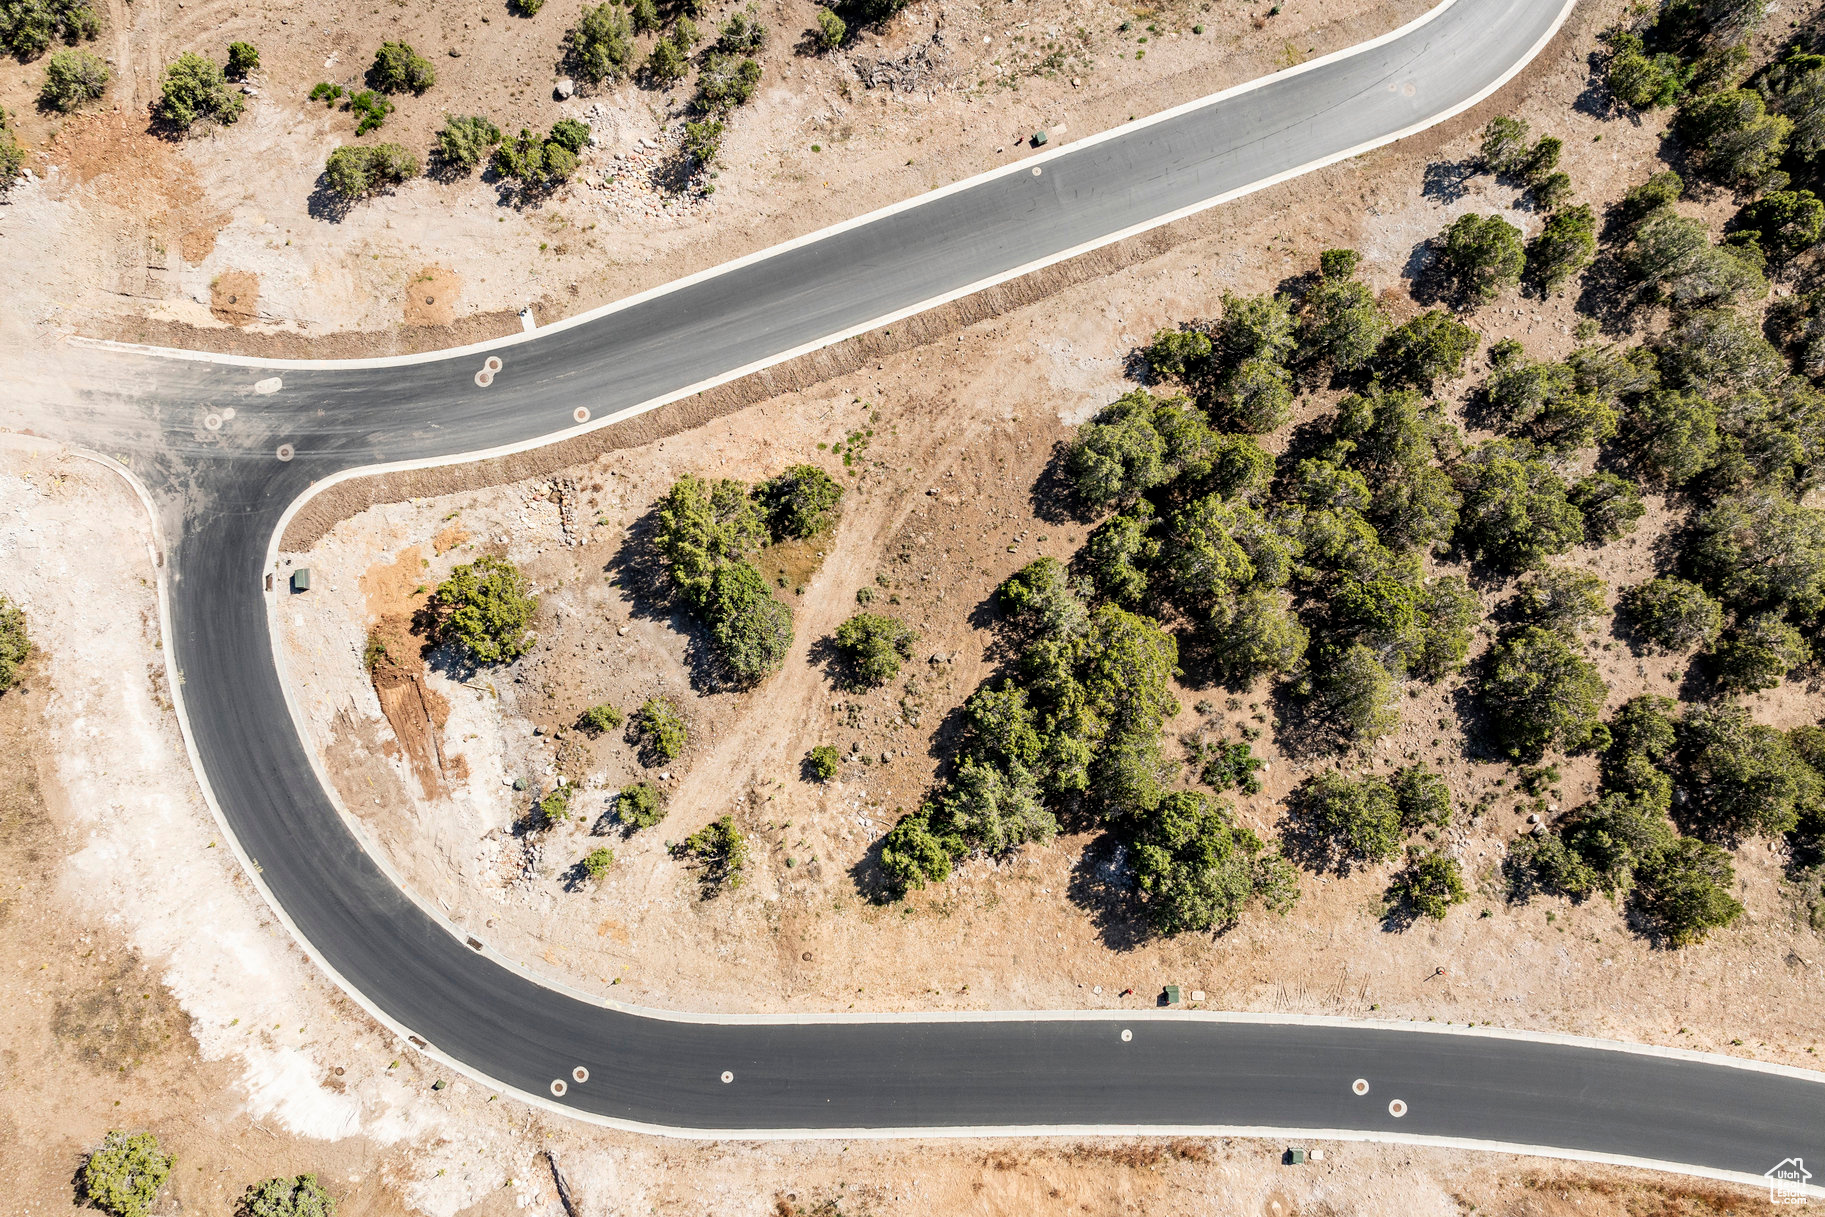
17 0 1825 1186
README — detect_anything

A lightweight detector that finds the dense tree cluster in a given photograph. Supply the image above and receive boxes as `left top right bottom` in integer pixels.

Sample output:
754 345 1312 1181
0 0 97 60
881 558 1300 935
653 466 841 683
1501 691 1817 946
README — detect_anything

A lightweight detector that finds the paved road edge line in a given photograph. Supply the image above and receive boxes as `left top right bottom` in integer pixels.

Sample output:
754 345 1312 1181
64 0 1490 371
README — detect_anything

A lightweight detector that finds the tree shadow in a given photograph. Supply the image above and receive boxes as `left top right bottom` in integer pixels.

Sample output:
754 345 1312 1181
847 832 900 906
305 176 357 223
1420 158 1479 205
1028 440 1093 526
1378 884 1422 933
1570 252 1647 337
601 507 728 693
1064 835 1149 952
1402 236 1452 307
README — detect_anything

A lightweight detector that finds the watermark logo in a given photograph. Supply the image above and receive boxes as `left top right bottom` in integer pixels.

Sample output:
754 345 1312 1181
1766 1158 1814 1205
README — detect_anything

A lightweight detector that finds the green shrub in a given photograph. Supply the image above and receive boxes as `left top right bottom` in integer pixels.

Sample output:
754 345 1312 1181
577 703 622 734
0 597 29 691
1392 763 1452 828
1480 625 1608 759
879 809 958 892
1298 262 1389 372
39 47 107 110
1711 611 1808 691
1734 190 1824 262
1678 701 1818 840
369 40 435 93
568 3 635 84
645 34 689 85
1289 769 1403 870
1479 116 1530 174
347 89 392 135
1310 642 1399 745
238 1173 335 1217
1526 204 1597 289
811 5 846 49
695 51 761 112
225 41 259 79
537 784 572 826
634 698 687 763
806 744 841 781
681 117 723 163
1622 577 1721 652
617 781 666 828
491 126 582 189
0 0 98 60
715 3 766 52
678 815 748 890
833 612 917 688
1674 87 1791 187
704 561 794 682
1629 837 1743 946
1199 740 1263 795
511 0 544 13
580 846 614 880
1133 790 1298 934
1388 848 1466 920
629 0 659 32
760 464 843 538
0 121 22 191
430 555 537 664
1452 441 1583 570
1439 212 1524 303
157 52 243 129
1514 567 1608 637
1374 309 1479 390
1000 556 1090 641
1605 31 1691 109
82 1131 172 1217
435 114 502 171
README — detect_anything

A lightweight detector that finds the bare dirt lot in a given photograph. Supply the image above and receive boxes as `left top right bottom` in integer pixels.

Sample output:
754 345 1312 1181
0 0 1437 356
0 441 1793 1217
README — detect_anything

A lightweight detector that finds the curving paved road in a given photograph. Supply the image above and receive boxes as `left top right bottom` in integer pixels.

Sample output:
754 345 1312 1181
15 0 1825 1190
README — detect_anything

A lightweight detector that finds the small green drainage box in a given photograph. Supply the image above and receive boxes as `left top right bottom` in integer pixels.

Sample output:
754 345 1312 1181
290 568 311 592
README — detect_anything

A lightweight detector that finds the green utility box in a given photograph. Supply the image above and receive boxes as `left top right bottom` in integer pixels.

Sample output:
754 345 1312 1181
290 568 311 592
1031 130 1048 147
1164 984 1182 1005
1286 1148 1307 1166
